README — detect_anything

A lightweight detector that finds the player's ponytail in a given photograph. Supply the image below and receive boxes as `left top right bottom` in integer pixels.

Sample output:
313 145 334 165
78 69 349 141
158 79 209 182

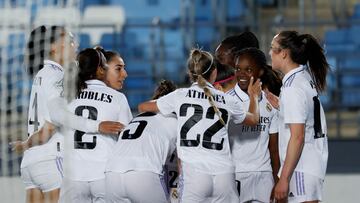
300 34 329 92
277 31 329 92
187 49 226 126
94 45 121 64
76 48 106 96
26 25 65 78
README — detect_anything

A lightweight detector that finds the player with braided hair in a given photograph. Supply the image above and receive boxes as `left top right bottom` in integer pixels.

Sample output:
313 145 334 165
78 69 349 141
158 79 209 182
138 48 261 202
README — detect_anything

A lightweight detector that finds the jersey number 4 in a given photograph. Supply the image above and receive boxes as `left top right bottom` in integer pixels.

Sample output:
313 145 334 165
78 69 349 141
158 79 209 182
74 105 98 149
28 93 40 134
179 103 228 151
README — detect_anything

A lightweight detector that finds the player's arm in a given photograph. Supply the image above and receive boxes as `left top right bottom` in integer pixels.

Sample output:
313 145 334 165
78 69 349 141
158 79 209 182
269 132 280 202
138 100 159 113
264 88 279 110
48 97 124 134
242 77 261 126
11 121 56 154
274 123 305 201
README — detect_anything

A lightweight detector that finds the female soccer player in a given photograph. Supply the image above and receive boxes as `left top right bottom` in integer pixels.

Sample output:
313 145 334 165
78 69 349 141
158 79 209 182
58 47 132 203
215 31 259 67
269 31 329 203
105 80 177 203
231 48 281 203
138 49 261 202
18 26 123 203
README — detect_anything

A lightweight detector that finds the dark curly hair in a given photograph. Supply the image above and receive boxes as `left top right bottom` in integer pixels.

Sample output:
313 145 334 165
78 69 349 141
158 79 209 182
152 80 177 100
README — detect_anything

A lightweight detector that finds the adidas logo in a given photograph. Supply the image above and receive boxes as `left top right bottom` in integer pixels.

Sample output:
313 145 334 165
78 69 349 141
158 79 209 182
289 192 294 197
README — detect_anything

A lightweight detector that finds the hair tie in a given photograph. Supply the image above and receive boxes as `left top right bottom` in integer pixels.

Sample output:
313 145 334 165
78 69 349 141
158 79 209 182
201 52 214 75
213 75 235 86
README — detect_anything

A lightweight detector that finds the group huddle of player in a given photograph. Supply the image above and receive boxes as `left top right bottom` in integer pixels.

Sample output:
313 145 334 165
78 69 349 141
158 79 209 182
12 25 329 203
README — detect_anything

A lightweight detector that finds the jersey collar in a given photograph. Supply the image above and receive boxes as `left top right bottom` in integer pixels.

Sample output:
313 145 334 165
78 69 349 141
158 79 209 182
282 65 305 85
44 60 63 71
234 84 249 101
85 79 107 87
191 81 215 89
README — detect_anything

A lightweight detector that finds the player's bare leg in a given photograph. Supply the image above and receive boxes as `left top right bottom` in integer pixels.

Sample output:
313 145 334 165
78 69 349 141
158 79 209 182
26 188 44 203
43 188 60 203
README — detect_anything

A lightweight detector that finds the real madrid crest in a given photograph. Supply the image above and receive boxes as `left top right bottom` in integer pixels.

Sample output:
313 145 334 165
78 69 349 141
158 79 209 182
266 102 272 112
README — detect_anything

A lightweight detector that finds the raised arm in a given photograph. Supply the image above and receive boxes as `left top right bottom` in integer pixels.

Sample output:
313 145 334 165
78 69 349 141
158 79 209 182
48 97 124 134
138 100 159 113
242 77 261 125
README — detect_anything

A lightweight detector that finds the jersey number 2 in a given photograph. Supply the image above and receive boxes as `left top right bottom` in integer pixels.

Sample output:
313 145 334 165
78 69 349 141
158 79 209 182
179 103 228 150
74 106 98 149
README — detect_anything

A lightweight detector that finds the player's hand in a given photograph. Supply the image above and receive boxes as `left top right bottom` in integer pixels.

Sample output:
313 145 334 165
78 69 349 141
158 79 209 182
274 177 289 202
9 141 29 154
264 88 279 110
270 176 279 202
247 77 262 98
99 121 125 135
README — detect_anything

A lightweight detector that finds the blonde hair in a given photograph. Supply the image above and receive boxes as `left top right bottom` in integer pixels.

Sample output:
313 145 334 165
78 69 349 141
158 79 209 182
188 49 226 126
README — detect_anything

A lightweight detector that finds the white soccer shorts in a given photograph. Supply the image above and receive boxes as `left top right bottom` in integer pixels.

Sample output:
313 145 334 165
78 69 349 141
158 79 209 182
21 156 63 192
178 165 239 203
105 171 169 203
59 177 105 203
288 171 324 203
236 171 274 203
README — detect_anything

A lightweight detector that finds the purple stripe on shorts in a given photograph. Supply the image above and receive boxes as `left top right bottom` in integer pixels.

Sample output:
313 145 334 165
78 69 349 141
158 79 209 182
301 172 305 195
58 157 63 173
55 157 63 178
159 174 170 200
296 172 300 196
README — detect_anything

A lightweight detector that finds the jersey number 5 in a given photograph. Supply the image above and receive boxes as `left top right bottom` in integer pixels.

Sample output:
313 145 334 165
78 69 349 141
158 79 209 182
179 103 228 150
74 105 98 149
121 112 156 140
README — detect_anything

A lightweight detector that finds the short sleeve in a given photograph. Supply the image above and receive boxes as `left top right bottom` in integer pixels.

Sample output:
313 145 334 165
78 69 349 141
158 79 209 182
269 110 279 134
228 96 246 124
157 90 178 116
281 87 307 124
118 95 133 125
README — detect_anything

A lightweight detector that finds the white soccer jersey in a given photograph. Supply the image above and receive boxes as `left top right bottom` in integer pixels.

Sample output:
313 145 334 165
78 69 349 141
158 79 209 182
229 91 279 172
278 65 328 179
22 60 65 168
157 82 247 174
226 83 250 104
106 112 177 175
64 79 132 181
